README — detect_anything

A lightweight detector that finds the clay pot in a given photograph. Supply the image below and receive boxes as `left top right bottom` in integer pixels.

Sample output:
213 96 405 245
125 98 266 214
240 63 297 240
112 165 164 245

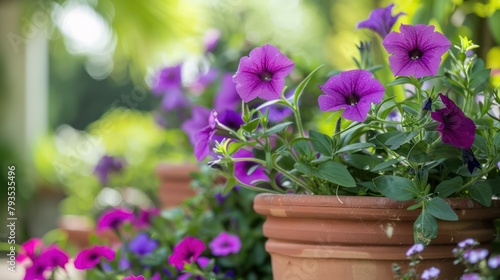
156 163 198 209
253 194 500 280
59 215 119 249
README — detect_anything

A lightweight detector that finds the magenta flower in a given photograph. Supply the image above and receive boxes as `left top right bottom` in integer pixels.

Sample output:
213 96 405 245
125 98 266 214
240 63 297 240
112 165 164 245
151 64 190 111
40 246 69 269
168 236 206 270
431 93 476 149
129 233 158 256
182 106 211 145
133 207 160 229
214 73 241 112
421 267 440 280
96 208 134 233
193 110 218 161
94 155 125 185
74 246 115 270
209 232 242 256
233 44 294 102
177 257 210 280
383 24 450 78
233 149 268 185
357 3 404 38
22 246 69 280
318 69 385 122
24 258 49 280
406 243 424 257
17 238 43 263
122 275 146 280
464 248 489 264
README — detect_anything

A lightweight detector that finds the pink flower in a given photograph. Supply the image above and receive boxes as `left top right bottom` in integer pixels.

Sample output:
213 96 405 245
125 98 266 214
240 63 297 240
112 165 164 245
17 238 43 263
74 246 115 270
122 275 146 280
168 237 206 270
133 207 160 229
209 232 242 256
96 208 134 233
22 245 69 280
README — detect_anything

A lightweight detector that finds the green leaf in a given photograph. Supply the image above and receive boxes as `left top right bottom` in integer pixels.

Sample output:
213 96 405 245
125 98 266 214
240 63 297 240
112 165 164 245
222 177 238 195
366 65 385 73
371 159 400 172
345 154 384 170
494 131 500 152
385 131 419 150
473 135 489 155
414 210 438 245
293 140 314 158
468 181 492 207
372 175 418 201
408 141 431 163
317 161 356 187
435 177 463 198
263 121 293 136
387 76 413 86
294 65 324 106
335 143 375 154
309 130 333 157
242 118 260 133
426 197 458 221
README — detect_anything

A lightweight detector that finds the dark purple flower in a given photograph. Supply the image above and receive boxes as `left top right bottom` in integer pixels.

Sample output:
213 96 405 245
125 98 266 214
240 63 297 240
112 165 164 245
189 68 218 94
129 233 158 256
233 149 268 185
122 275 146 280
406 243 424 257
74 246 115 270
214 73 241 112
194 110 218 161
17 238 43 263
215 192 228 205
422 97 432 111
168 236 206 270
151 65 190 111
464 248 489 264
421 267 440 280
96 208 134 233
383 24 450 78
182 106 211 145
318 69 385 122
461 149 481 174
233 44 294 102
431 93 476 149
94 155 125 185
357 3 404 38
217 110 244 131
203 28 221 53
133 207 160 229
209 232 242 256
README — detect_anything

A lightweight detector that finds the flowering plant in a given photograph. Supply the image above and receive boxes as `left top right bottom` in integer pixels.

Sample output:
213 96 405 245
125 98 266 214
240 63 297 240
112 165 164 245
197 4 500 244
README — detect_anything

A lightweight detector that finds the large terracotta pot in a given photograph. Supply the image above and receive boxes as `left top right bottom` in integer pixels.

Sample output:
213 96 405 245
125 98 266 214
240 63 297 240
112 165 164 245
156 163 198 209
253 194 500 280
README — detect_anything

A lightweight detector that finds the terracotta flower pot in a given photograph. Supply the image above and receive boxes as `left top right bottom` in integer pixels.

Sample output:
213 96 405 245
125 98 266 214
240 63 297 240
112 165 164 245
155 163 198 209
253 194 500 280
59 215 119 249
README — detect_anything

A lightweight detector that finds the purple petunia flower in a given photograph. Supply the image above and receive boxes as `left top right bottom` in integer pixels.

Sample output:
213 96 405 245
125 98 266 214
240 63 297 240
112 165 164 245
74 246 115 270
17 238 43 263
209 232 242 256
406 243 424 257
96 208 134 233
233 44 294 102
431 93 476 149
194 110 218 161
129 233 158 256
24 258 49 280
233 149 268 185
461 149 481 174
203 28 221 54
357 3 404 38
383 24 450 78
488 255 500 269
40 245 69 269
168 236 206 270
464 248 489 264
182 106 212 145
133 207 160 229
94 155 125 185
318 69 385 122
151 65 191 111
462 273 481 280
22 245 69 280
214 73 241 112
458 238 477 248
122 275 146 280
421 267 440 280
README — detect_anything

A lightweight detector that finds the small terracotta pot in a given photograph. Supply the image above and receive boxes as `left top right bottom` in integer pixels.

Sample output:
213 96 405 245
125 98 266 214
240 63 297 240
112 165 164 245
254 194 500 280
156 163 198 209
59 215 119 249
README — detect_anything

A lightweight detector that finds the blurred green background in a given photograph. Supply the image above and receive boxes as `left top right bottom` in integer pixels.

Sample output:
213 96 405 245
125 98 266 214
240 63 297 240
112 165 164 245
0 0 499 244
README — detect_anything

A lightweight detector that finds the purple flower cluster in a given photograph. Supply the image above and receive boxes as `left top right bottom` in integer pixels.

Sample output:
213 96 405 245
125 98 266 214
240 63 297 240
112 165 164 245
405 243 424 257
209 232 242 256
94 155 125 185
